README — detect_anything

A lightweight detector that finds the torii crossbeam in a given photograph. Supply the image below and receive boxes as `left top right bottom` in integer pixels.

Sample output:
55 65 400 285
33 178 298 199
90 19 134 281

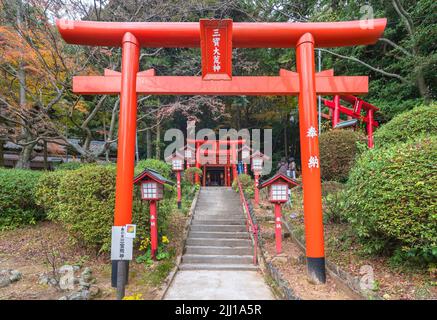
73 68 368 96
57 18 386 290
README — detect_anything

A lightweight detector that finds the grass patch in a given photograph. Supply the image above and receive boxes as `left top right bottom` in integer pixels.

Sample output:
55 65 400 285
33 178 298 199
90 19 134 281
141 260 175 287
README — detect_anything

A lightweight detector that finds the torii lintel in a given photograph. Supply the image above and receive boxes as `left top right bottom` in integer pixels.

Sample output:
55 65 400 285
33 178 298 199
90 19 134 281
73 68 368 96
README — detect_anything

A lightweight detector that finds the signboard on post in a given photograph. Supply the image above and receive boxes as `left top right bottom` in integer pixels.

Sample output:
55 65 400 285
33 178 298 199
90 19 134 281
200 19 232 80
111 226 134 261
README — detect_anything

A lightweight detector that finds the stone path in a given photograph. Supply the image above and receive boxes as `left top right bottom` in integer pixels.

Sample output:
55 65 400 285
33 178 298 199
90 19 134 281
164 187 274 300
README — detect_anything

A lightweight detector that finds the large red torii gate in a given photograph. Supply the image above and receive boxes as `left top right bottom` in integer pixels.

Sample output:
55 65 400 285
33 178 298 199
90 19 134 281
57 18 386 287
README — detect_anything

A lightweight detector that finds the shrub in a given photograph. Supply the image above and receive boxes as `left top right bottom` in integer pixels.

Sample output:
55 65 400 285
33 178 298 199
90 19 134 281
374 103 437 148
35 170 66 220
184 167 203 185
319 129 366 182
56 164 147 253
322 181 346 224
341 136 437 265
0 168 44 230
232 174 254 198
54 163 177 253
54 161 85 171
135 159 172 179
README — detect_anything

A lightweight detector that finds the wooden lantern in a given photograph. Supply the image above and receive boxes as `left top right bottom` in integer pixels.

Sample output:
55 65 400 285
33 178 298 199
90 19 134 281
259 173 299 254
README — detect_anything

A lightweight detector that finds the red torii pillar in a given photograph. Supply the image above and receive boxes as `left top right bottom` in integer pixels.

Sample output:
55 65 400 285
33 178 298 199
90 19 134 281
57 18 386 286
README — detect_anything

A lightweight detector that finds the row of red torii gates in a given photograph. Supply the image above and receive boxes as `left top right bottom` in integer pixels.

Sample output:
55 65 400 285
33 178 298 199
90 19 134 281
57 17 387 289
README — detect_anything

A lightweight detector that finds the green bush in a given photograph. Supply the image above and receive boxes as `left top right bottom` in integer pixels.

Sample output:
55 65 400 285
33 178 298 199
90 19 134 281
374 103 437 148
232 174 254 198
341 136 437 265
0 168 44 230
56 164 148 253
322 181 346 224
135 159 172 179
54 163 177 253
319 129 367 182
35 170 66 220
54 161 85 171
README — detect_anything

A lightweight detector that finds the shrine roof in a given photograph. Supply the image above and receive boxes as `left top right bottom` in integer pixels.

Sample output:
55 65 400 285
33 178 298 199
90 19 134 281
133 169 174 185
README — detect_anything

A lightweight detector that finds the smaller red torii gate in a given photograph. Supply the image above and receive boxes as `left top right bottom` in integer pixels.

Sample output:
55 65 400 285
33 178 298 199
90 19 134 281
323 95 379 148
187 138 245 185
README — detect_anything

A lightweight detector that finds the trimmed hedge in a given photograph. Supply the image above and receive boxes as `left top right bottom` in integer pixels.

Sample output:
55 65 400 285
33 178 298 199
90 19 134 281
53 165 148 253
51 162 175 253
374 103 437 148
35 170 65 220
341 136 437 264
135 159 172 178
319 129 366 182
54 161 85 171
0 168 44 230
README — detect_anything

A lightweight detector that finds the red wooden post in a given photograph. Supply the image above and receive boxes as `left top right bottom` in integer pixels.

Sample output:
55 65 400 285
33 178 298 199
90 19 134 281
227 166 231 186
150 200 158 260
367 109 374 148
195 142 200 184
274 203 282 254
296 33 325 284
332 95 340 128
113 33 140 227
254 173 260 205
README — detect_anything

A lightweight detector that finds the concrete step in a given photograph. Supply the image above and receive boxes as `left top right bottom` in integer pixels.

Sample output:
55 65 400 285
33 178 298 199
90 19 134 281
192 219 246 226
195 206 241 212
182 254 253 265
190 225 247 232
194 215 245 221
186 238 252 247
195 211 242 216
185 245 253 256
188 231 250 239
179 263 258 271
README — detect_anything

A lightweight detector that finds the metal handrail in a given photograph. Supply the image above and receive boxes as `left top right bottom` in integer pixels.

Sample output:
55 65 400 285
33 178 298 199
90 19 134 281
236 177 258 265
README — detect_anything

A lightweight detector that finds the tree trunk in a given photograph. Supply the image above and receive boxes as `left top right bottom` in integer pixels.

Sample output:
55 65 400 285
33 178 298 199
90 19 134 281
155 124 160 160
146 128 152 159
15 0 32 169
15 140 36 169
416 70 430 102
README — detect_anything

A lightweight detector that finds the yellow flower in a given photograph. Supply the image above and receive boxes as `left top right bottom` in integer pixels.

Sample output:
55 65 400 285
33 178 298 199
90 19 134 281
139 237 150 251
122 293 143 300
162 235 169 244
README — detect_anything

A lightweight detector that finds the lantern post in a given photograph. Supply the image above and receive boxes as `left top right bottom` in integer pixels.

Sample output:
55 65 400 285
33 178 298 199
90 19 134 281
251 151 268 206
239 144 251 175
134 169 173 260
184 145 195 169
167 152 184 209
259 173 298 254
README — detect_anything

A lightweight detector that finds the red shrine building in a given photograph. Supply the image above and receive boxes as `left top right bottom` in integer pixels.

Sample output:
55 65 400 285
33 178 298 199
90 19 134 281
186 138 246 187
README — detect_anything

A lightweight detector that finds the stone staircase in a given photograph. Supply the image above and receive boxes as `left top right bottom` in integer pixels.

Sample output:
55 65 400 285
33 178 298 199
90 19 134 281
179 187 257 271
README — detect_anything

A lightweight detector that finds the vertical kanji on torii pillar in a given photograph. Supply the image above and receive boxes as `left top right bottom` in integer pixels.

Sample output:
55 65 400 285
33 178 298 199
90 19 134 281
296 33 326 283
